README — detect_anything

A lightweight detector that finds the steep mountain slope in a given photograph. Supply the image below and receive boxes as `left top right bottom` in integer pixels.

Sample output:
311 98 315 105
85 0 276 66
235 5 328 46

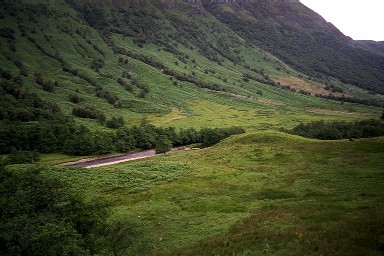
202 0 384 94
357 40 384 57
0 0 382 136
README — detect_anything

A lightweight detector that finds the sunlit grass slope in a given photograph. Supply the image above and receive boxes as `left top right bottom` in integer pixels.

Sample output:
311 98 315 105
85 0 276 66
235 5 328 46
0 0 382 132
45 132 384 255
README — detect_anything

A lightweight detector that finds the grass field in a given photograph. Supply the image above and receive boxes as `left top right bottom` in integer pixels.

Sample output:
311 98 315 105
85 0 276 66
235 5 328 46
43 132 384 255
2 3 384 254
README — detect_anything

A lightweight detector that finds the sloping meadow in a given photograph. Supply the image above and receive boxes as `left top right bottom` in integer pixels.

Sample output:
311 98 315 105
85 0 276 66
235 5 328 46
44 132 384 255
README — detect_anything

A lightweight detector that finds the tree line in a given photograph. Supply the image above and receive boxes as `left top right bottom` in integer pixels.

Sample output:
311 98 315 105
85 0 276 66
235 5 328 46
1 119 244 162
287 119 384 140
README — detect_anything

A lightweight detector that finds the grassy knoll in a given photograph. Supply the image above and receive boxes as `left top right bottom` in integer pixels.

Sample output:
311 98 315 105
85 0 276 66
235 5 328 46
44 132 384 255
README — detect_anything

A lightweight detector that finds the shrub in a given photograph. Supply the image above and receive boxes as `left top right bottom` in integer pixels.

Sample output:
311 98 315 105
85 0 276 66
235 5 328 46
106 116 125 129
72 106 105 122
69 93 82 104
7 149 40 164
96 89 118 105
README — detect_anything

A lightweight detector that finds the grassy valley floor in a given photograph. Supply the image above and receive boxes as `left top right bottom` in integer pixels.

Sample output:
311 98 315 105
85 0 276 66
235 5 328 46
43 132 384 255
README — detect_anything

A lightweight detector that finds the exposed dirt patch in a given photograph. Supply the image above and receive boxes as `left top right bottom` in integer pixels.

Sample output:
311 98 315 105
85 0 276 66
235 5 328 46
343 154 367 165
273 76 347 97
58 149 157 168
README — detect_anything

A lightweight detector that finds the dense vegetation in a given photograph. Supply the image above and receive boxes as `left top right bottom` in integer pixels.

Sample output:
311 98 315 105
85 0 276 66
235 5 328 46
0 71 63 122
0 118 244 157
0 1 384 255
0 165 152 255
288 119 384 140
203 0 384 94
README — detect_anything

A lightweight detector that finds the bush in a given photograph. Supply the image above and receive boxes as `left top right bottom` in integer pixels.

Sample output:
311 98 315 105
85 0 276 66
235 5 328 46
7 150 40 164
106 116 125 129
34 72 55 92
72 106 105 123
69 94 82 104
95 89 118 105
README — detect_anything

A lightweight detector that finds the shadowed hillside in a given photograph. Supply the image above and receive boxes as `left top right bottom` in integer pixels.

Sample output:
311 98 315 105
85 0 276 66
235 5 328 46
201 0 384 94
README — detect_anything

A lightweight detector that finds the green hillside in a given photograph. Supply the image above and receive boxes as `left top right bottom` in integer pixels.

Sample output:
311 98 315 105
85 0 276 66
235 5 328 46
1 0 383 135
203 0 384 94
41 132 384 255
1 0 384 255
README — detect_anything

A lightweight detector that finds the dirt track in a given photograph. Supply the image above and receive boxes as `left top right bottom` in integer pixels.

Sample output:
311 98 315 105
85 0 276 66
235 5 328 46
58 149 157 168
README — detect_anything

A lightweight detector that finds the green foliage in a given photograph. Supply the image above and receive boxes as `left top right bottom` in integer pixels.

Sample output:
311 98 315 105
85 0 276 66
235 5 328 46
69 93 83 104
95 88 119 105
200 127 245 147
0 121 75 154
114 127 136 152
72 106 105 123
155 135 172 154
6 150 40 164
106 220 153 256
0 165 153 255
130 125 156 149
0 75 63 122
63 129 96 156
34 72 56 92
0 166 105 255
205 0 384 94
92 132 115 155
106 116 125 129
289 119 384 140
0 112 244 155
49 132 384 255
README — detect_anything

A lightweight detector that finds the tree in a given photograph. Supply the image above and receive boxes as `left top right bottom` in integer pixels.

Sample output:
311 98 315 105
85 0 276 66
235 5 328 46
131 123 155 149
0 166 105 255
0 165 154 255
115 127 136 152
63 126 95 155
38 125 58 153
200 128 222 147
155 135 172 154
381 109 384 120
92 132 115 154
